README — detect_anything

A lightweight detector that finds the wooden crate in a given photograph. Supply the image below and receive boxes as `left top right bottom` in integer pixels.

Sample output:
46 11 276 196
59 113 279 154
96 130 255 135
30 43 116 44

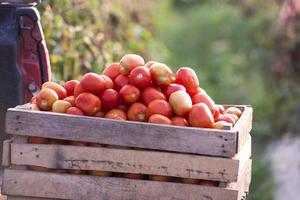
2 105 253 200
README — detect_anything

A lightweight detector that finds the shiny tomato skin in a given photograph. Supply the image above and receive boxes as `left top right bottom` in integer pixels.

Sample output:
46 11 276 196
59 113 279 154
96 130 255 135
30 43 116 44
101 89 119 111
175 67 199 95
127 102 147 122
188 103 214 128
129 66 151 89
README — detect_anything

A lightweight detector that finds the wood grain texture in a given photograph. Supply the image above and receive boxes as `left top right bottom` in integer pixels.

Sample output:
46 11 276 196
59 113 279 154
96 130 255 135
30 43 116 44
233 135 251 175
5 108 237 157
10 143 240 182
2 140 11 167
233 106 253 153
2 169 239 200
7 196 55 200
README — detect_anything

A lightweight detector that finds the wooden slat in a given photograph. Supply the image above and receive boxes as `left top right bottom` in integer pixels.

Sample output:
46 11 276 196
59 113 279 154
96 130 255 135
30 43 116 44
233 135 251 175
229 159 252 200
10 143 241 182
233 106 253 153
7 196 55 200
2 140 11 167
5 108 237 157
2 169 239 200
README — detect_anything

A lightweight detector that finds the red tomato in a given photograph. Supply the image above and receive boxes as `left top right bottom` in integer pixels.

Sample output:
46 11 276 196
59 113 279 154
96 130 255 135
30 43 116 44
100 89 119 111
188 103 214 128
114 74 129 91
73 83 86 98
102 63 120 80
144 61 157 68
80 73 106 96
127 102 147 122
146 99 173 118
105 108 127 120
175 67 199 95
101 74 114 89
42 81 67 100
215 114 235 125
64 80 79 96
149 63 173 85
119 54 145 75
148 114 172 125
141 87 166 105
225 107 242 118
75 92 101 116
63 96 75 106
163 83 186 99
171 116 189 126
66 107 84 115
119 85 140 104
169 91 192 117
129 66 151 89
192 91 216 113
36 88 59 111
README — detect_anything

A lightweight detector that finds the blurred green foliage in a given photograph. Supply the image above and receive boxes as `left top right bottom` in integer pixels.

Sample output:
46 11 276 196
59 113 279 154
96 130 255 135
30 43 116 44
38 0 162 81
153 0 281 141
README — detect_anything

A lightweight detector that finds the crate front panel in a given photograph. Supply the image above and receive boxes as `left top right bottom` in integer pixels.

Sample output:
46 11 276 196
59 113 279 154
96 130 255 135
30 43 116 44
9 143 243 182
5 108 238 157
3 169 240 200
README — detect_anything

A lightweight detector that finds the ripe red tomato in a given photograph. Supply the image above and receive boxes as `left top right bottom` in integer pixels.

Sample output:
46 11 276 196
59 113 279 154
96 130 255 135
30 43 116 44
66 107 85 115
102 63 120 80
215 114 235 125
105 108 127 120
127 102 147 122
75 92 101 116
148 114 172 125
80 73 106 95
192 91 216 113
175 67 199 95
42 81 67 100
63 96 75 106
101 75 114 89
171 116 189 126
146 99 173 118
144 61 157 68
169 91 192 117
73 83 86 98
129 66 151 89
141 87 166 105
119 85 140 104
189 103 214 128
114 74 129 91
149 63 173 85
163 83 186 99
119 54 145 75
101 89 119 111
64 80 79 96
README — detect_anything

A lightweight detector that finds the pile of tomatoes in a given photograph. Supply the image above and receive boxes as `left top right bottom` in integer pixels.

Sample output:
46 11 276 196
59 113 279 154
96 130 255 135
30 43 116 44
31 54 242 129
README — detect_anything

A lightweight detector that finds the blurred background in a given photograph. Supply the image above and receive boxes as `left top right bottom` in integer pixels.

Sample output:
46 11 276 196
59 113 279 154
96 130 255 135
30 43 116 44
38 0 300 199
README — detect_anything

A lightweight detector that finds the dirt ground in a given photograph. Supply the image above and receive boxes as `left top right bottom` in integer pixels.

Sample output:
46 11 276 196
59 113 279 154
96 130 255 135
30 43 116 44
268 136 300 200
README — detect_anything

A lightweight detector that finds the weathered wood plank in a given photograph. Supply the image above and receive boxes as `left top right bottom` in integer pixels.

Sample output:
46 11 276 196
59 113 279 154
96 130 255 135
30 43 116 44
10 143 240 182
7 196 55 200
2 140 11 167
5 108 237 157
233 135 251 175
2 169 239 200
233 106 253 153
